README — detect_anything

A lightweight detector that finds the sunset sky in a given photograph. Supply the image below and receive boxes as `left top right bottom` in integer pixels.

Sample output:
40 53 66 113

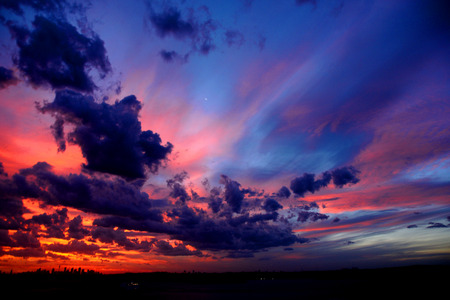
0 0 449 274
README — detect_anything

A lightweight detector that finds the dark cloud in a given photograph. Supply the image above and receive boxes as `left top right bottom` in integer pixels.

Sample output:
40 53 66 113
208 187 223 214
93 215 172 234
91 226 153 251
152 240 203 257
30 208 68 239
0 162 5 176
228 212 279 226
159 50 189 64
93 174 316 254
241 187 261 197
224 250 254 258
2 247 46 258
0 0 68 16
1 159 335 257
169 205 203 228
6 15 110 92
37 89 173 180
167 171 191 204
277 186 291 198
220 175 244 213
173 218 306 251
9 230 41 248
0 164 39 229
0 66 19 89
0 230 12 246
262 198 283 212
282 201 329 223
297 210 329 222
147 2 216 49
18 162 163 221
290 172 329 197
407 224 418 228
331 166 360 188
159 49 188 63
149 5 195 39
165 204 307 252
46 240 101 255
68 215 89 239
146 2 222 61
299 201 319 210
0 229 44 258
290 166 360 197
426 222 447 228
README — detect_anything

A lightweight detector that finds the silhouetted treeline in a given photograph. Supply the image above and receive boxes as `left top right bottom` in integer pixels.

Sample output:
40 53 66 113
0 267 101 276
0 265 448 298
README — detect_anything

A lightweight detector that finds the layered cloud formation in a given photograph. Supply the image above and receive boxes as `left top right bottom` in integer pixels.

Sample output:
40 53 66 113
37 90 173 179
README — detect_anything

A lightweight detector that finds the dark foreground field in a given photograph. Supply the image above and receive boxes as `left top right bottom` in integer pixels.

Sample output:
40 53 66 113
1 265 447 299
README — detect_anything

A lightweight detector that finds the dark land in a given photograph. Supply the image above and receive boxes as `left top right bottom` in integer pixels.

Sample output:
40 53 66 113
0 265 448 299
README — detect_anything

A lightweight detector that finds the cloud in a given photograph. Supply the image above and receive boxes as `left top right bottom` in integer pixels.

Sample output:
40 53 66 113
331 166 360 188
149 5 195 39
277 186 291 198
224 250 254 258
68 215 89 239
94 186 308 254
1 247 46 258
290 166 360 197
0 0 68 16
159 49 188 63
219 175 245 213
6 15 111 92
426 222 447 228
1 160 332 257
46 240 101 255
0 229 44 257
93 215 173 234
262 198 283 212
290 201 330 223
30 208 69 239
173 218 307 252
0 165 39 229
167 171 191 204
297 210 329 222
0 162 6 176
9 230 41 248
37 89 173 180
290 172 330 197
147 2 218 58
207 186 223 213
0 66 19 89
152 240 203 257
91 226 153 251
17 162 163 221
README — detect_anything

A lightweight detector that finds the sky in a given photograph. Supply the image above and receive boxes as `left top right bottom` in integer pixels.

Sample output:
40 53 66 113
0 0 449 274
